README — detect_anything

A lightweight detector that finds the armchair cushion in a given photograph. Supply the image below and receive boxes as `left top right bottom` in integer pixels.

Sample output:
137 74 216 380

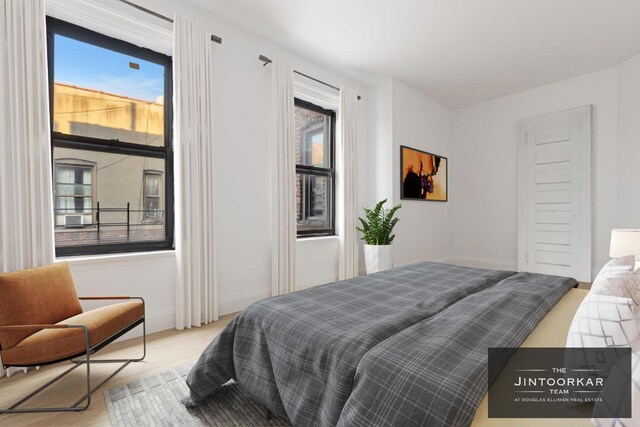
1 301 143 366
0 262 82 349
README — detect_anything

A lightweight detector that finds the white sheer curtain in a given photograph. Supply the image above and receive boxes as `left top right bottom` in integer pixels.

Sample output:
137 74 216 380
0 0 54 274
174 14 217 330
271 57 296 296
337 85 359 280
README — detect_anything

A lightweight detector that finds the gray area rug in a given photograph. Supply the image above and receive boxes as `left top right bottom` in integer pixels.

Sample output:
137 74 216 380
104 364 290 426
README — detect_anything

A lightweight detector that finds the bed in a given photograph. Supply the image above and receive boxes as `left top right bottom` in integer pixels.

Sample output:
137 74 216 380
472 287 591 427
185 262 581 427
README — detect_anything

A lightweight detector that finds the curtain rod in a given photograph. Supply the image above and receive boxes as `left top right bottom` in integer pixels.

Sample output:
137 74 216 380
118 0 223 44
259 55 362 101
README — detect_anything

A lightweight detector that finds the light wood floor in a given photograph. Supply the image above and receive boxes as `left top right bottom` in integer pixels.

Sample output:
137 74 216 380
0 314 235 427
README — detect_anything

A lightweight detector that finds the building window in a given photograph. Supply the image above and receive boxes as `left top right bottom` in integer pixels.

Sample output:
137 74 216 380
143 171 162 221
47 17 173 256
54 162 95 228
294 98 335 237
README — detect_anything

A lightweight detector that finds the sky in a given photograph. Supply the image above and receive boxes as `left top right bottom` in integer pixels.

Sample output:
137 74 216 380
54 34 165 103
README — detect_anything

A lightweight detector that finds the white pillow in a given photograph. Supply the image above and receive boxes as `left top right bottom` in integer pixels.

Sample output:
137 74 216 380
592 256 636 288
566 293 638 348
591 271 640 305
566 294 638 410
609 255 636 269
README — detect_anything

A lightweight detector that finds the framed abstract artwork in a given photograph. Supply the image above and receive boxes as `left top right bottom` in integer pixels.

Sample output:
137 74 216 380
400 145 448 202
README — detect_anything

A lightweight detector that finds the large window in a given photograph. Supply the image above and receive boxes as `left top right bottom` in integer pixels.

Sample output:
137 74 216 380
294 98 335 237
47 18 173 255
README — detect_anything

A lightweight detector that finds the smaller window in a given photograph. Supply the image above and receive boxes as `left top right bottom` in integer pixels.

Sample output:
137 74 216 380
294 98 335 237
143 171 163 222
54 162 94 229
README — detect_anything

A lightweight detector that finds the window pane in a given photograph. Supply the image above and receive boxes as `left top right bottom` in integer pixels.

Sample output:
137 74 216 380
57 165 92 184
56 183 92 196
146 197 160 218
145 174 160 196
55 196 91 214
296 173 333 232
295 105 332 168
53 147 165 247
52 34 165 147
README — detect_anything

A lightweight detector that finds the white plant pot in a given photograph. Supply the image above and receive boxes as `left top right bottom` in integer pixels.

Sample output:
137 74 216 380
364 244 393 274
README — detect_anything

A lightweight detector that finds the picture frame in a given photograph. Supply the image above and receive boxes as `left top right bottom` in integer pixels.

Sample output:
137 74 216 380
400 145 448 202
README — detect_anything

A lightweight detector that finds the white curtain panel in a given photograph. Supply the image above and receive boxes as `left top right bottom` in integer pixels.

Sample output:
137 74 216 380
337 85 359 280
174 14 217 330
271 57 296 296
0 0 55 274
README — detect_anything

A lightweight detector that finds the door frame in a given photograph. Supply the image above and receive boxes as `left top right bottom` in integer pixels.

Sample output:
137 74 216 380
517 105 592 282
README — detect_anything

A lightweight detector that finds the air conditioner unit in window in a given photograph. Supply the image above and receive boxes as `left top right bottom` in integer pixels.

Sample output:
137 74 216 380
64 215 84 228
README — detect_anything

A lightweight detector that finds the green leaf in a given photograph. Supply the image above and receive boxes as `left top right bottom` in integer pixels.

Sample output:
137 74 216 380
356 199 402 245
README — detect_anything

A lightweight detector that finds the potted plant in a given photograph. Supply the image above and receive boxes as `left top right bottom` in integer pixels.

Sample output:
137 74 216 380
357 199 401 274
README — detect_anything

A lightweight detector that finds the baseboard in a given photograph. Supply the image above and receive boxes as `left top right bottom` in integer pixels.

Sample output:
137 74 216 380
114 286 271 339
145 304 177 334
218 284 271 316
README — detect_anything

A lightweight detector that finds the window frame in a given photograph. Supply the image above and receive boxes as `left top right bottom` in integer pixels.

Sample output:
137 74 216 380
294 98 336 238
47 17 174 256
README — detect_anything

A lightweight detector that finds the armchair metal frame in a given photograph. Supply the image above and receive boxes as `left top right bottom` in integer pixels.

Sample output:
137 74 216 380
0 297 145 414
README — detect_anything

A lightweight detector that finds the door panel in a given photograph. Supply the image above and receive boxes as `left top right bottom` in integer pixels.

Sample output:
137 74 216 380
518 106 592 282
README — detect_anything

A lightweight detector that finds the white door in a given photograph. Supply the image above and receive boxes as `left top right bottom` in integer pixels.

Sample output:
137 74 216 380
518 106 592 282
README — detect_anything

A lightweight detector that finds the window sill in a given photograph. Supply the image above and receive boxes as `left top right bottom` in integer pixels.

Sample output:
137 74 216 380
57 249 175 267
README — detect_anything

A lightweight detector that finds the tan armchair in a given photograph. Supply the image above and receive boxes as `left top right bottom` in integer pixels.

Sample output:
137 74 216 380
0 262 146 413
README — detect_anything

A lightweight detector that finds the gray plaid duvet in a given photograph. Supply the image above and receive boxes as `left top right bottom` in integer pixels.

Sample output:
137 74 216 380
185 262 576 427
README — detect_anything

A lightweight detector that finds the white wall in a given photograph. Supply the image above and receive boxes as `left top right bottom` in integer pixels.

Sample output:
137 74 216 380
451 67 620 277
67 252 176 334
296 237 340 290
60 0 371 333
368 77 394 204
364 78 453 267
390 79 453 266
617 53 640 229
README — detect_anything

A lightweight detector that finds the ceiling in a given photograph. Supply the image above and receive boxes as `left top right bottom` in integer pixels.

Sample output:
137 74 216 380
193 0 640 108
